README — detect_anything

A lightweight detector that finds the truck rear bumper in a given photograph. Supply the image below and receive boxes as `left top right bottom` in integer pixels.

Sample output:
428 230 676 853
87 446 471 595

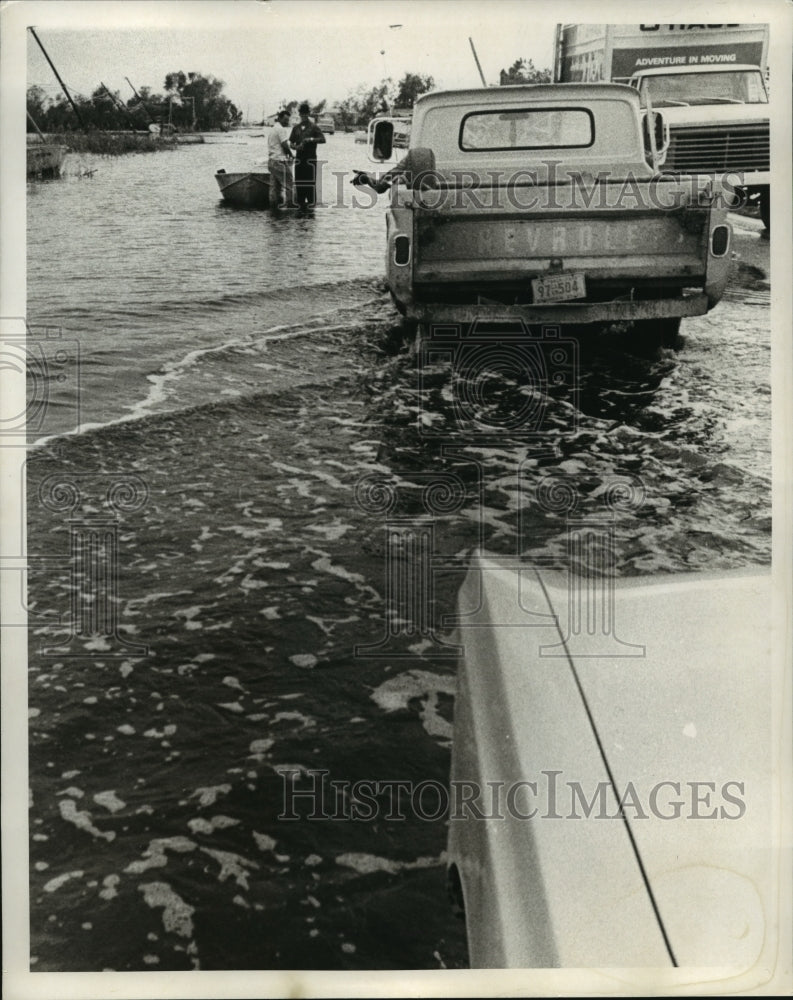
410 291 709 325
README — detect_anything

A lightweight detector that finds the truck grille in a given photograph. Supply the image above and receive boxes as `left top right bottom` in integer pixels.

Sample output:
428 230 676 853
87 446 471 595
666 123 770 174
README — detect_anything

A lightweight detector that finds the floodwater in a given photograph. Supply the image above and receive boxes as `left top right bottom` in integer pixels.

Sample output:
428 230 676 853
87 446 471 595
25 131 771 971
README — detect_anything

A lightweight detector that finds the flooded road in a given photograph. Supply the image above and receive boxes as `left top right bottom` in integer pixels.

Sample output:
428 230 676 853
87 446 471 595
25 134 771 971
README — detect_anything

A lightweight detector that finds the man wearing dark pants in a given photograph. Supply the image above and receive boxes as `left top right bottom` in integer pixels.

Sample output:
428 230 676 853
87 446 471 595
289 102 326 210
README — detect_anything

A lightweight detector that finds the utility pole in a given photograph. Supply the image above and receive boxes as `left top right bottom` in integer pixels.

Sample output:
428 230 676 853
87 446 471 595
100 81 137 129
28 26 89 131
183 96 196 130
26 110 47 140
469 37 488 88
125 76 156 126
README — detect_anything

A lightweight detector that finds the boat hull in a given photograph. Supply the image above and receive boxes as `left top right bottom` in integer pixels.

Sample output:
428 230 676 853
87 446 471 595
215 170 271 208
27 144 68 179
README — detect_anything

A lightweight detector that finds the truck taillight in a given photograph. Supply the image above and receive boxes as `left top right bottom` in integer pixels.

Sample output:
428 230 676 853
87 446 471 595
394 235 411 266
710 225 730 257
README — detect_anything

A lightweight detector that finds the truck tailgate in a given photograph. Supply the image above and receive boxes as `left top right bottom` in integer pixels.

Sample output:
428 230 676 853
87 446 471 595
414 206 709 283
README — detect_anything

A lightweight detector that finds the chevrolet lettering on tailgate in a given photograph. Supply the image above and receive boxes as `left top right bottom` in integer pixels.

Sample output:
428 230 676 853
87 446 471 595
363 82 733 347
417 218 698 260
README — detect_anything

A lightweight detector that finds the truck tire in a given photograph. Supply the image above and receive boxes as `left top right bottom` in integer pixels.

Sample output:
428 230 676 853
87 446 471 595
447 864 466 921
633 318 681 350
759 189 770 231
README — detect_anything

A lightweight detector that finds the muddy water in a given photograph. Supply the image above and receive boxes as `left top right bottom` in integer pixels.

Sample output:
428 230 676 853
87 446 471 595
25 137 771 970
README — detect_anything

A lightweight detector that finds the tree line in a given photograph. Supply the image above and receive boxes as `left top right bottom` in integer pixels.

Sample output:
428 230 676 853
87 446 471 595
321 62 551 128
277 72 436 130
27 71 242 133
498 58 552 85
27 60 551 135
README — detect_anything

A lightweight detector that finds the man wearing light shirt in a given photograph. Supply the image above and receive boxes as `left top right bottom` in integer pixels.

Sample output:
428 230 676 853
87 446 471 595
268 109 295 209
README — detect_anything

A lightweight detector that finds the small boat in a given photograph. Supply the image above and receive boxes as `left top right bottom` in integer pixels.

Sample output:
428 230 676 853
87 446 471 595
27 142 68 179
215 169 271 208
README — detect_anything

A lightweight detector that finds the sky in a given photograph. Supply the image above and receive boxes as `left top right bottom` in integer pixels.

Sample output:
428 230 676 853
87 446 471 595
18 0 559 121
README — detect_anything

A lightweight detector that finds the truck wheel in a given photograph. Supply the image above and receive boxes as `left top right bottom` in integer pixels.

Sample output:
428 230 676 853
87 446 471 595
634 318 681 350
388 289 407 316
759 189 770 231
658 318 681 348
409 322 426 357
447 864 466 921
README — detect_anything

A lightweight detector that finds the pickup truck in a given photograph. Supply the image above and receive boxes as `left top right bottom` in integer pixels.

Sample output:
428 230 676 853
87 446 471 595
363 84 733 347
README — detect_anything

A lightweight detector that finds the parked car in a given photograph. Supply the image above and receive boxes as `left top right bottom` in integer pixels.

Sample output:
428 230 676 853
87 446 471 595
392 122 411 148
447 556 776 970
317 114 335 134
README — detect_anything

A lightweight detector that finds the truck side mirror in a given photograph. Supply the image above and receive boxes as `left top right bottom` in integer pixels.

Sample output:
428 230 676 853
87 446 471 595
369 119 394 162
653 112 669 156
643 110 669 165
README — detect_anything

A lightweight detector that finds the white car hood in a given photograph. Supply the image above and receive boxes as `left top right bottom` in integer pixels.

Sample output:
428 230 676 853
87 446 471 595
453 556 782 971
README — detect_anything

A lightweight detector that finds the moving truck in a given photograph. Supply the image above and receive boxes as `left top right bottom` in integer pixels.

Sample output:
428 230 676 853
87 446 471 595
554 24 771 227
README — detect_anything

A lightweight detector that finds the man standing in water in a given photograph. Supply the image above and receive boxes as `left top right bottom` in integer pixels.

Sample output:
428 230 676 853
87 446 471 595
289 102 326 211
268 109 295 209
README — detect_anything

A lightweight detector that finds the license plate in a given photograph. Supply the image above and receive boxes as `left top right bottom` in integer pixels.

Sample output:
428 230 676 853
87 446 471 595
531 272 586 304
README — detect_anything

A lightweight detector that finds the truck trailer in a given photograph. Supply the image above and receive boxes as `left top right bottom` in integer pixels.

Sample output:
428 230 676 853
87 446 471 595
553 24 770 227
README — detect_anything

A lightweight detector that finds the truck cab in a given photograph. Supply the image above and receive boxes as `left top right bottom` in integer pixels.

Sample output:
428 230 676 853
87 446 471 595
629 65 770 226
553 24 771 229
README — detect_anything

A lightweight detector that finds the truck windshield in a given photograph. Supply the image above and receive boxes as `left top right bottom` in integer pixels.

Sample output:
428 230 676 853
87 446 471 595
460 107 593 150
641 71 768 107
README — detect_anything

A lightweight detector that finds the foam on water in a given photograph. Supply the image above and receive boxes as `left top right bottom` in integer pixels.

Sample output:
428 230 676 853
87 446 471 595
27 151 770 971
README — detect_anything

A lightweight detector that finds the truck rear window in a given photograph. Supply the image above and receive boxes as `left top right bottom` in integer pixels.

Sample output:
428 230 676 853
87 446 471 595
459 107 594 151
